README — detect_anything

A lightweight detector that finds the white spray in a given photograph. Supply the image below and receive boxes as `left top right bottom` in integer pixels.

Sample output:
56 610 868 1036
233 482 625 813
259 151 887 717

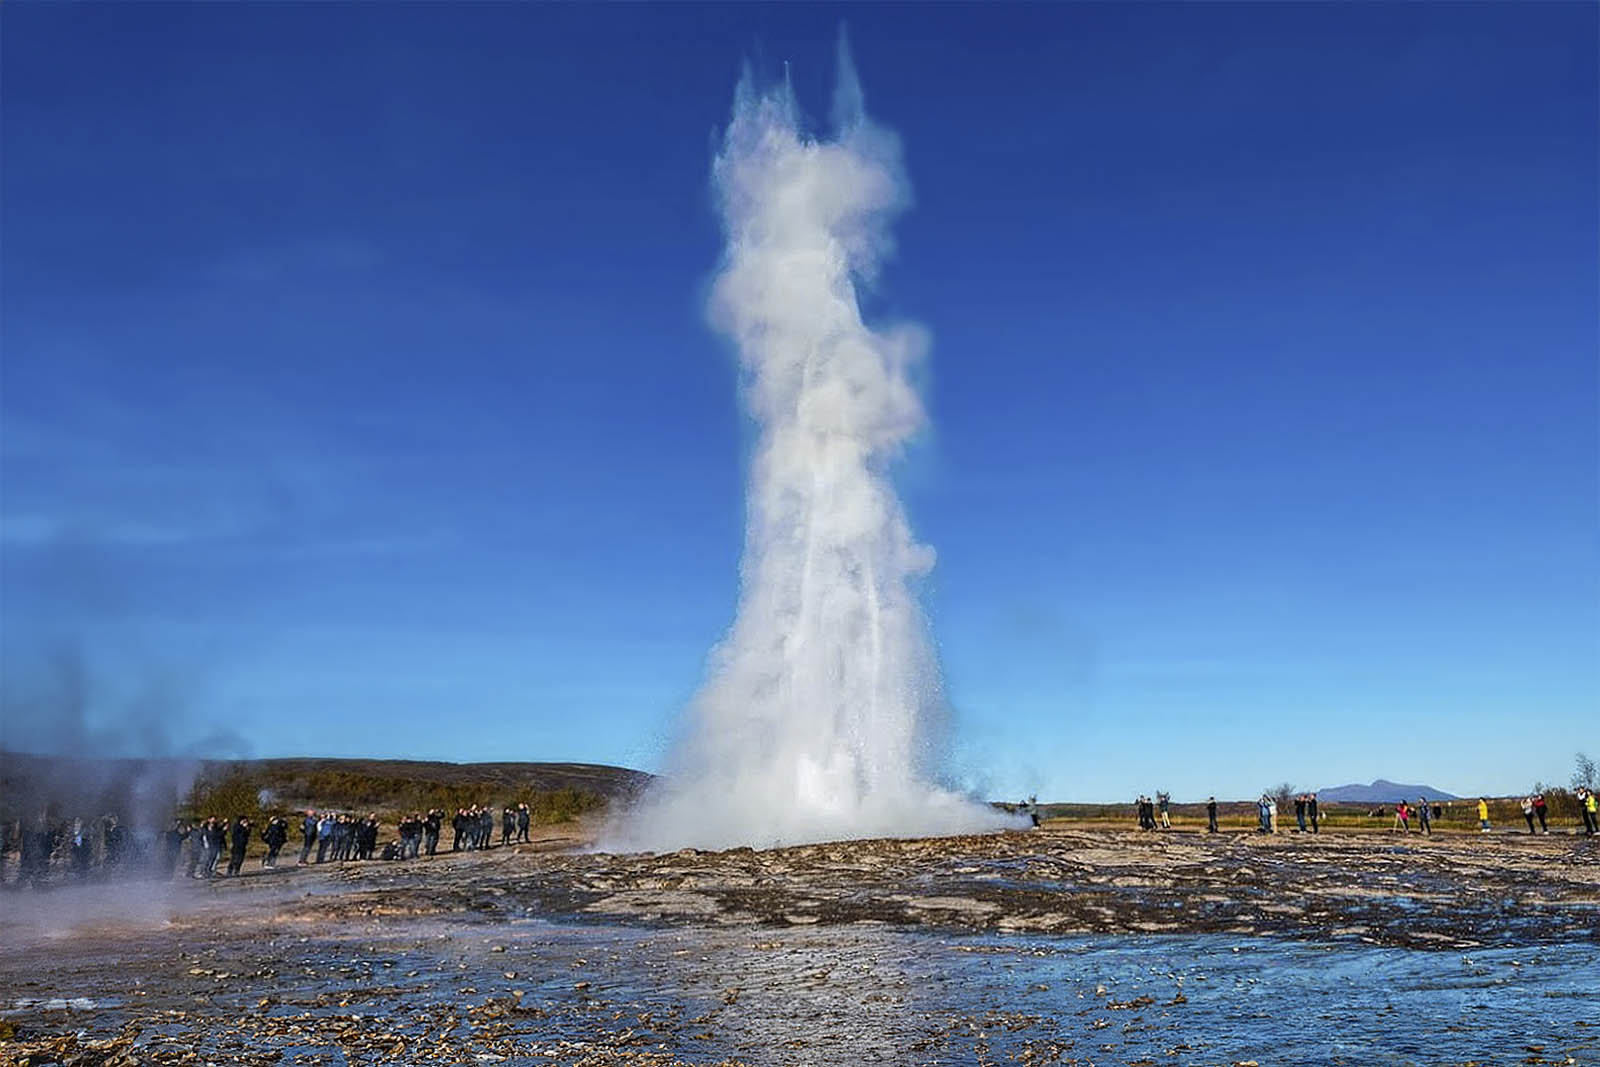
611 41 1016 853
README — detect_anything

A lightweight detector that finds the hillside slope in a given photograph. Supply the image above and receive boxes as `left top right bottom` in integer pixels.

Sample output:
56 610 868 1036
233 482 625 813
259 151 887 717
1 752 652 824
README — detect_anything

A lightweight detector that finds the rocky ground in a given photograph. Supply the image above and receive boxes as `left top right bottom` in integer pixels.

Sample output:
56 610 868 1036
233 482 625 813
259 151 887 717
1 827 1596 1066
288 825 1600 950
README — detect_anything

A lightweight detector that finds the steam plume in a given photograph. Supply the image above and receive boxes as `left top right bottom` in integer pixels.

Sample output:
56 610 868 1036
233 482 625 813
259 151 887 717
613 40 1015 851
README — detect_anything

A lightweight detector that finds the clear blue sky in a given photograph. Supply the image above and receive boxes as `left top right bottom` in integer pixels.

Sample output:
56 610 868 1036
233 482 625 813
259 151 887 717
3 3 1594 801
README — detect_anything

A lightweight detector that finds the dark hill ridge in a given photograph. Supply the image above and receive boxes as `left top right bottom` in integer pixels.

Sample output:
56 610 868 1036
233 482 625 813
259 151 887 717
244 757 651 800
1 752 652 821
1317 779 1460 804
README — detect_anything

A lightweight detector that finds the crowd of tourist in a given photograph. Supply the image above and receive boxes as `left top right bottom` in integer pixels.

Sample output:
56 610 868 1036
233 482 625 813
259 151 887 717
5 785 1596 891
1126 790 1599 836
0 800 543 889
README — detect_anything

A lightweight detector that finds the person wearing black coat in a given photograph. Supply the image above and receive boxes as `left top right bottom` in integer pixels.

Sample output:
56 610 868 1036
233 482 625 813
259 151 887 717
195 817 218 877
261 817 288 868
424 810 442 856
163 820 191 878
298 811 318 866
226 817 251 876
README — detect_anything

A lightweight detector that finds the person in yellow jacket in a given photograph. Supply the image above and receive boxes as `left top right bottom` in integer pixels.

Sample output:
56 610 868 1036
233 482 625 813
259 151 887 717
1582 788 1598 836
1477 797 1491 832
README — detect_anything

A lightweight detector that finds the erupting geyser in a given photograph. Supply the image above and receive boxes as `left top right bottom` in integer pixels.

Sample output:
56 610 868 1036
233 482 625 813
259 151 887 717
611 41 1015 853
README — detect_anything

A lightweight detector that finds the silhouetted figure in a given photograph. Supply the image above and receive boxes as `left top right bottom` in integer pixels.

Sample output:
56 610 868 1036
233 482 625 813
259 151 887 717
163 820 191 878
1416 796 1431 835
316 814 334 863
298 811 317 865
1295 795 1307 832
0 819 15 885
207 818 227 876
1307 793 1319 833
71 820 93 880
227 817 251 876
185 826 203 879
21 816 59 888
425 810 442 856
262 817 288 867
1206 797 1218 833
103 816 127 869
400 814 423 859
517 804 531 843
194 818 216 877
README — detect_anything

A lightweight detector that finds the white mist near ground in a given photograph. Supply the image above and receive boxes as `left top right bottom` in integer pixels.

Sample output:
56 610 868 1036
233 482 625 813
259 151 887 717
610 43 1019 853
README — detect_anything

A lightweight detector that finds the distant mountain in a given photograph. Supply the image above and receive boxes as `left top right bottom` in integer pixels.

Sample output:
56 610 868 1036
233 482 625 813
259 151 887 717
1318 779 1460 804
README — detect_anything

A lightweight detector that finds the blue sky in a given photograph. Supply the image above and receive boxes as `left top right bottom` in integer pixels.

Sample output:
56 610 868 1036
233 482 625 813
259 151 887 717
3 3 1594 801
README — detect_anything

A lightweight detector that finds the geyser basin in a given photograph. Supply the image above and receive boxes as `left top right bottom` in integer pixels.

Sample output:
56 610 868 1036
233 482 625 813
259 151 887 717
611 42 1015 852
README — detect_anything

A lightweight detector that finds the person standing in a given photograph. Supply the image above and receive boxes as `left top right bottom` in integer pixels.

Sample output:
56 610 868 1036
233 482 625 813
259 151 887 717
1206 797 1218 834
1520 797 1537 834
185 824 203 879
1307 792 1320 834
71 819 93 880
1393 801 1410 833
316 814 334 862
517 803 532 842
194 817 215 877
424 810 442 856
19 815 50 889
1416 797 1431 836
163 820 191 879
261 816 287 868
1294 795 1307 833
210 817 226 874
1583 789 1599 835
1532 793 1549 834
298 811 318 866
102 815 127 870
102 815 126 871
227 817 251 876
1156 792 1171 830
1477 797 1492 832
1267 794 1278 833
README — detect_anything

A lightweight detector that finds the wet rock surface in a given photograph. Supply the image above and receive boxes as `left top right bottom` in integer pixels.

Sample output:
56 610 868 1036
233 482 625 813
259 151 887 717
299 827 1599 950
1 829 1596 1065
